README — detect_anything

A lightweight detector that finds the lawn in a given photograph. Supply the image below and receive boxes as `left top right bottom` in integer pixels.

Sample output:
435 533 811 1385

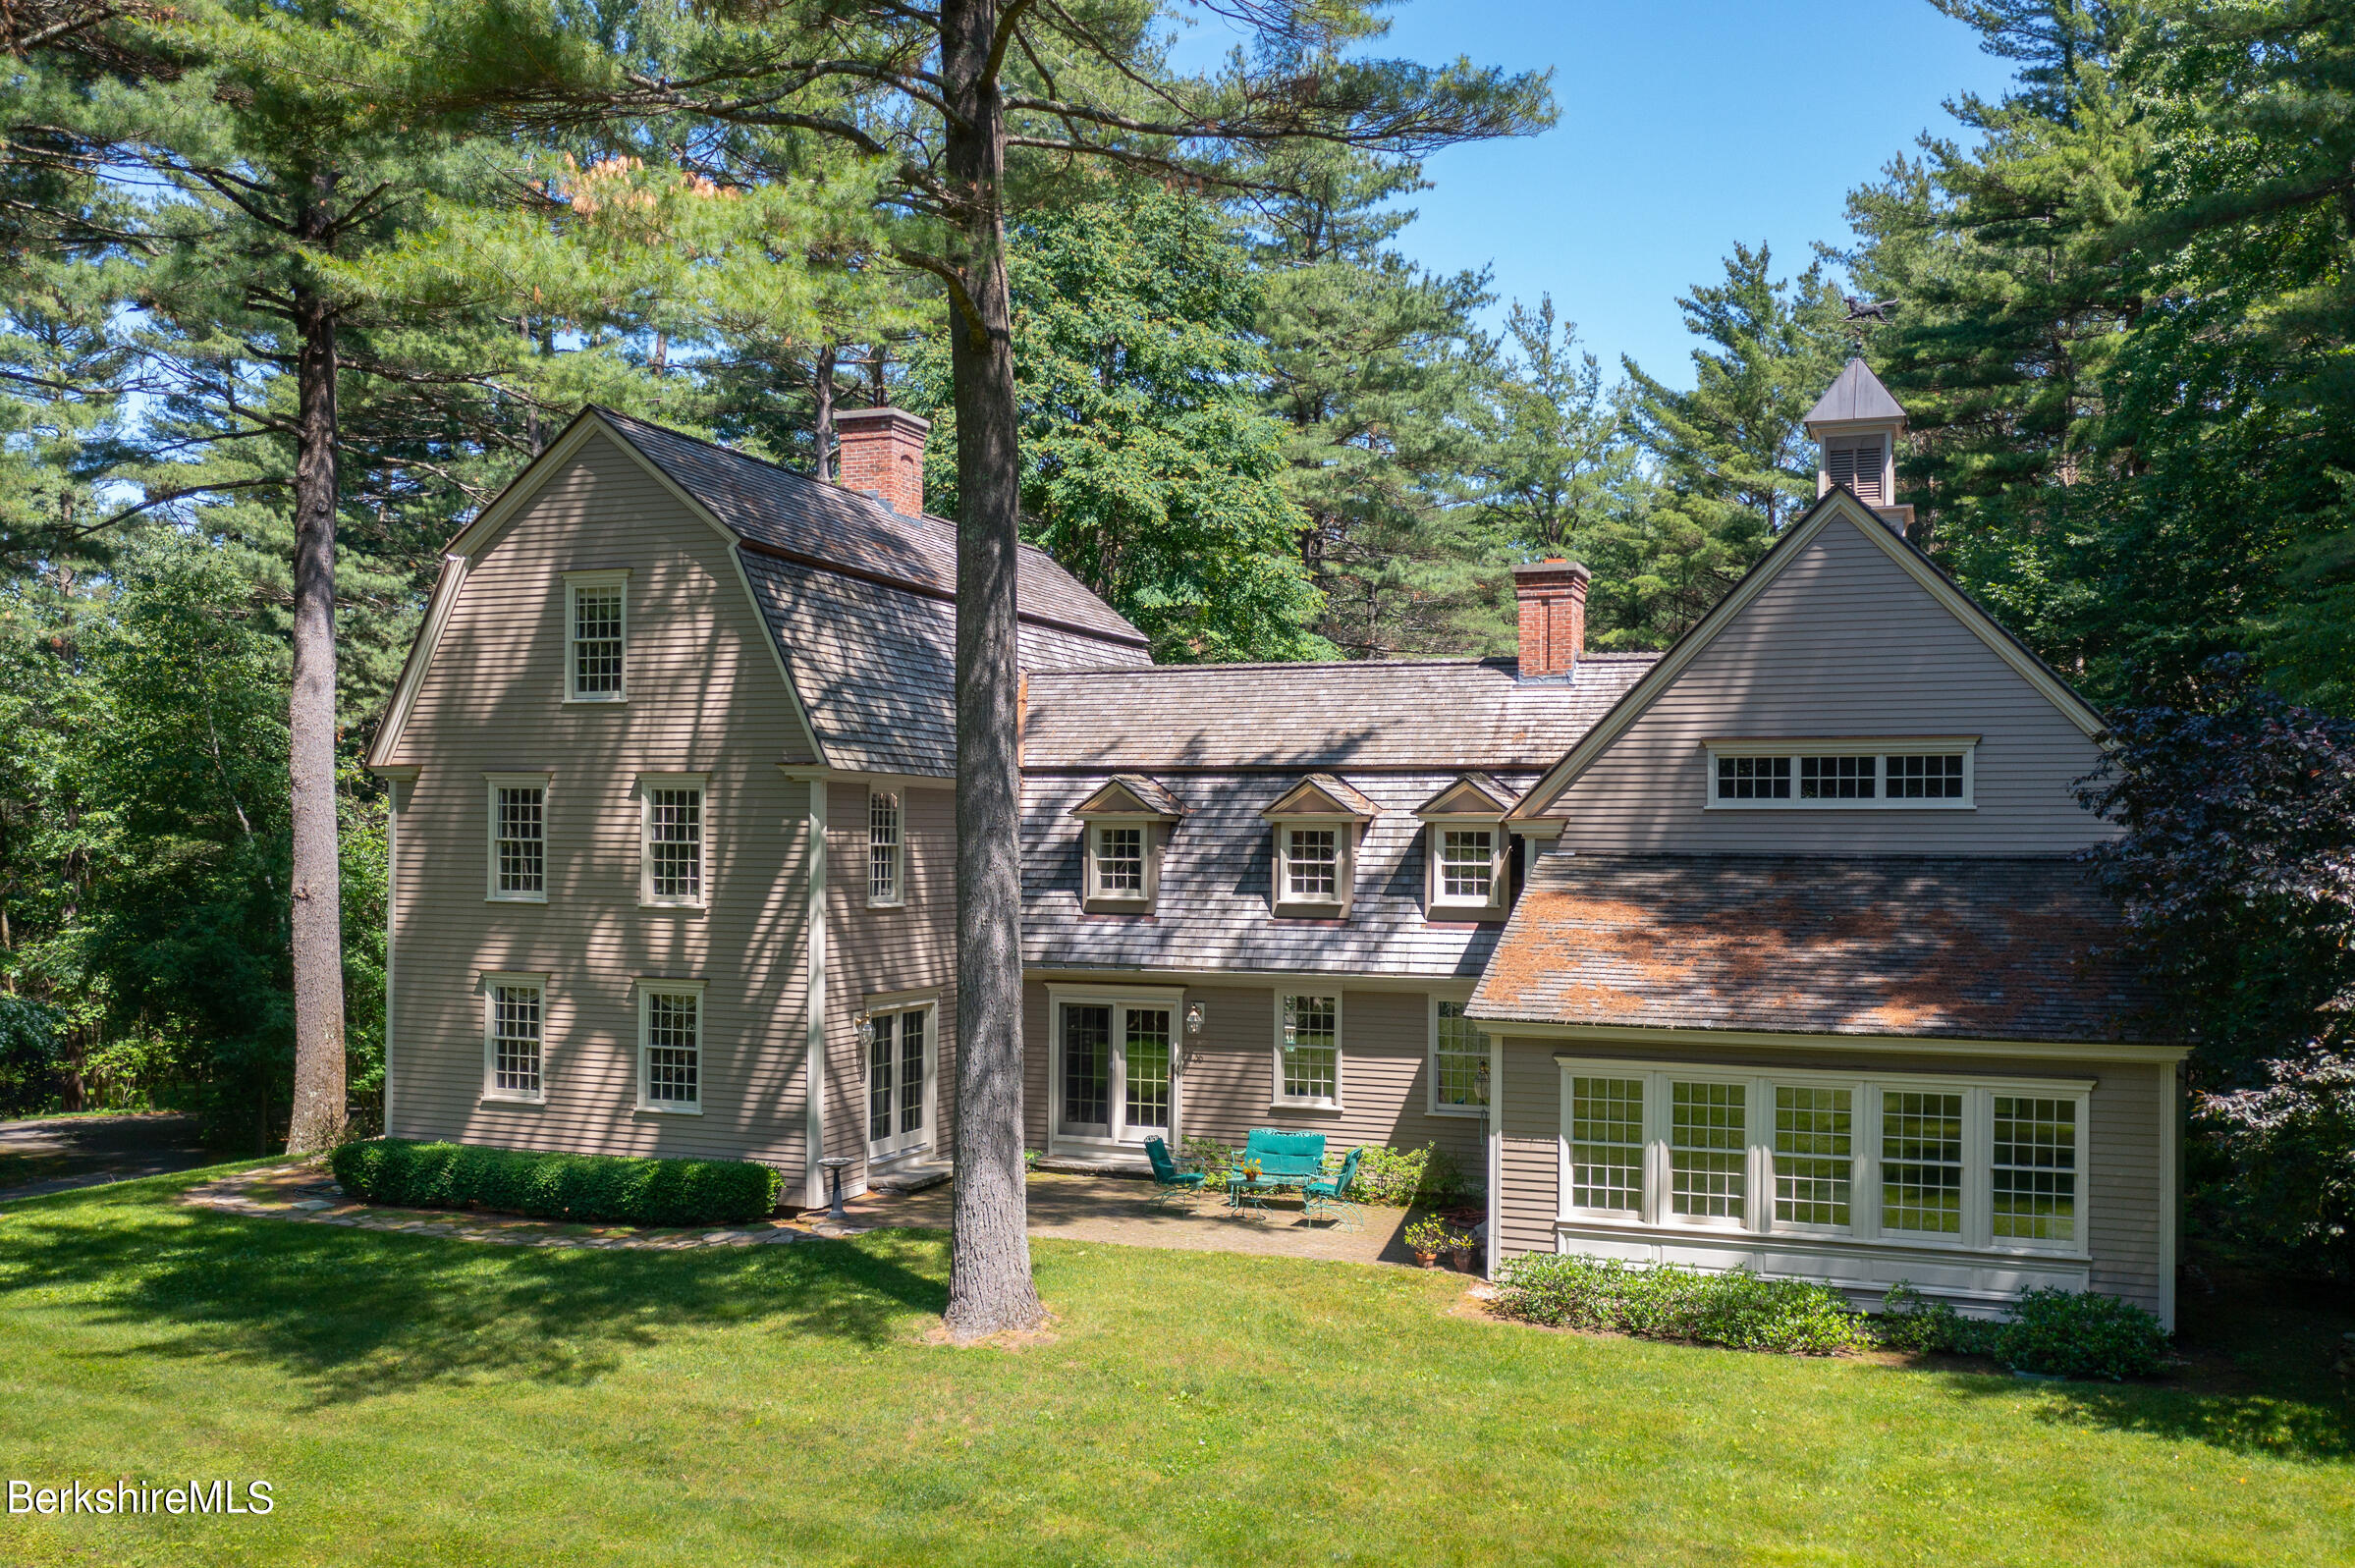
0 1166 2349 1567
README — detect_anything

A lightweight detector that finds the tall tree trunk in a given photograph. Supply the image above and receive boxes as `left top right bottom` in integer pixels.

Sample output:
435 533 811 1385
940 0 1044 1339
814 342 837 482
283 253 347 1156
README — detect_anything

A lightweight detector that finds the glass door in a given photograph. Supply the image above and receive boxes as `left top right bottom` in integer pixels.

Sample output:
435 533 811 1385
868 1007 931 1160
1057 1000 1179 1149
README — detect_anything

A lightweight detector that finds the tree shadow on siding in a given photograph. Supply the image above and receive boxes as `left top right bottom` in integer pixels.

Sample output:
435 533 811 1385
1 1184 950 1410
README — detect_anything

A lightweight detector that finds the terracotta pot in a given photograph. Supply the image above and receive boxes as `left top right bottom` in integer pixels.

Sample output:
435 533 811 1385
1448 1246 1477 1271
1413 1248 1440 1269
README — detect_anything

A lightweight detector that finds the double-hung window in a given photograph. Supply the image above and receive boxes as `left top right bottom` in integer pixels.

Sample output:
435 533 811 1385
1094 826 1144 895
1707 740 1976 809
639 774 707 907
1276 993 1342 1108
1556 1059 2087 1255
485 774 549 902
1073 779 1179 914
1438 830 1496 901
1262 778 1370 918
564 570 629 702
868 790 903 907
480 972 546 1104
1430 1000 1491 1115
637 981 705 1112
1284 828 1340 902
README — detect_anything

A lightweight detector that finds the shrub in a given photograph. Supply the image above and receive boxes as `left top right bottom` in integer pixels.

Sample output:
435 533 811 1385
1179 1135 1233 1177
1346 1141 1473 1207
330 1138 783 1227
1493 1256 1870 1355
1871 1282 2171 1379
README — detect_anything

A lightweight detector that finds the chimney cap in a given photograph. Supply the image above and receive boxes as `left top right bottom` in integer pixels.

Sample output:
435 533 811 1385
1512 558 1592 584
833 405 931 435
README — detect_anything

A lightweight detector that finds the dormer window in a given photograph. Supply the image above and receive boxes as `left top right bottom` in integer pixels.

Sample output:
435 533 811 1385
1415 773 1515 919
1261 774 1377 919
1072 775 1183 914
564 569 629 703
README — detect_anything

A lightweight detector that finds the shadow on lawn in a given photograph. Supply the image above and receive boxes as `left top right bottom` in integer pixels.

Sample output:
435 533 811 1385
0 1185 950 1409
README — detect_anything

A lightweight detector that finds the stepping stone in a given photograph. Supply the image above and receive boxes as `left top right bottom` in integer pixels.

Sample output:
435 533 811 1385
290 1199 332 1211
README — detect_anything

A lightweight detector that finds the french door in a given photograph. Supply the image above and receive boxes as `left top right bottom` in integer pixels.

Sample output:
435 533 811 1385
867 1005 934 1160
1057 999 1176 1149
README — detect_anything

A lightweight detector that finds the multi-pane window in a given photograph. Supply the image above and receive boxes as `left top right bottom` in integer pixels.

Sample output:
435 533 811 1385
568 582 625 699
642 989 700 1108
1095 826 1144 894
1882 1091 1965 1235
1432 1000 1489 1111
868 791 903 905
1284 828 1340 901
643 784 704 903
1124 1008 1172 1132
868 1007 928 1147
1567 1076 1644 1214
1717 755 1791 800
1279 994 1339 1103
1670 1081 1746 1220
1799 755 1876 799
1888 753 1966 799
1774 1086 1852 1227
491 784 545 898
487 980 542 1100
1992 1097 2076 1242
1437 829 1496 903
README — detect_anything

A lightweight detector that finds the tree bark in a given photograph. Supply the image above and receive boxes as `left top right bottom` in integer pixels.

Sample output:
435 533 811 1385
282 185 348 1157
940 0 1044 1339
814 341 837 482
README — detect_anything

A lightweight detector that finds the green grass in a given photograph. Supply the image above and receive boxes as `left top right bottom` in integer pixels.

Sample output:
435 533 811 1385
0 1168 2349 1566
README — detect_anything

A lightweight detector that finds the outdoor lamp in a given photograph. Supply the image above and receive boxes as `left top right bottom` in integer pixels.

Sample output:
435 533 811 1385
852 1011 874 1049
1184 1001 1205 1037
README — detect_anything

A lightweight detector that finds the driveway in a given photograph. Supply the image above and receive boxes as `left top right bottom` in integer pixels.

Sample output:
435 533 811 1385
0 1111 216 1202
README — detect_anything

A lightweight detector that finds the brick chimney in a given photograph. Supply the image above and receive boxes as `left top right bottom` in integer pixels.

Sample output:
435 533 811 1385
833 406 930 518
1512 559 1590 680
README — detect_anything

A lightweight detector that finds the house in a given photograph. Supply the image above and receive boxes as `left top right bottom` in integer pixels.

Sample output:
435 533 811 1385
367 359 2183 1325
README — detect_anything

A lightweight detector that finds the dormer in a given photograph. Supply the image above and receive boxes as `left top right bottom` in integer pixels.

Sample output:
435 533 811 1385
1803 357 1911 535
1261 774 1377 919
1415 773 1516 920
1073 775 1183 914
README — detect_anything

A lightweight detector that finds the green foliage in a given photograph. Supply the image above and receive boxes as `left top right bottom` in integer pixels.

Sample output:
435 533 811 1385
1494 1256 1870 1356
1874 1283 2171 1380
0 995 64 1117
1343 1141 1471 1208
330 1138 784 1227
1401 1215 1454 1254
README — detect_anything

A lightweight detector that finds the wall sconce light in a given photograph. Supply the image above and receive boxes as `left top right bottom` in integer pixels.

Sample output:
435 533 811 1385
1184 1001 1206 1037
852 1011 874 1049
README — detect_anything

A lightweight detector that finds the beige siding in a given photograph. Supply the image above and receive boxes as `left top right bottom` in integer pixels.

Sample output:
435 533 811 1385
384 433 818 1169
1022 980 1486 1171
1490 1035 2169 1316
1545 514 2109 853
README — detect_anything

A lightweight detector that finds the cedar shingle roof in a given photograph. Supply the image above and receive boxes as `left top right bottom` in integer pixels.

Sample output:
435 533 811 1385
1802 356 1906 430
1022 655 1657 773
1469 852 2168 1044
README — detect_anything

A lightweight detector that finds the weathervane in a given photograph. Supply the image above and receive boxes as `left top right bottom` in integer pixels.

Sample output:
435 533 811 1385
1841 295 1900 352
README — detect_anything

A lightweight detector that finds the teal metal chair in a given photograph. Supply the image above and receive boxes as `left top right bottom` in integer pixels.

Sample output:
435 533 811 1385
1299 1146 1366 1229
1143 1137 1207 1210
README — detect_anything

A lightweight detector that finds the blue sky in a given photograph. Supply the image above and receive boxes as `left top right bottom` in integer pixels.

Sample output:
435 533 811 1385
1172 1 2018 388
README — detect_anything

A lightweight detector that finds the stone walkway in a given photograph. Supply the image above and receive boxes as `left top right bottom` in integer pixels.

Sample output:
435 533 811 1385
176 1162 1451 1271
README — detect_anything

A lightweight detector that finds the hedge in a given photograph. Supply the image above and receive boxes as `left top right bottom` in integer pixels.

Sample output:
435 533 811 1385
330 1138 783 1227
1875 1283 2172 1380
1492 1256 1870 1354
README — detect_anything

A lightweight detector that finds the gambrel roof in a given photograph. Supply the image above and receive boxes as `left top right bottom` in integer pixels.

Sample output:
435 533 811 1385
367 408 1149 779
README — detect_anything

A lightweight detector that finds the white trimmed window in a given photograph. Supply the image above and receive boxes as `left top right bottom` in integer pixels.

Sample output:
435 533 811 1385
1706 740 1976 809
1284 827 1339 901
866 1000 936 1158
1439 829 1496 901
639 775 707 906
1094 826 1144 894
637 982 705 1112
1430 999 1490 1114
485 775 548 902
1554 1059 2089 1256
481 973 545 1104
868 790 903 906
564 570 628 702
1276 993 1341 1107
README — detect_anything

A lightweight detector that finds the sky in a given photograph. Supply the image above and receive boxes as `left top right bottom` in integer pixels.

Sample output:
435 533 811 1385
1172 1 2020 388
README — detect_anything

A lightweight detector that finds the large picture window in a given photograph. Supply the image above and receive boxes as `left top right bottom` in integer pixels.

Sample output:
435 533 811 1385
1707 741 1976 809
1276 993 1341 1107
1555 1059 2089 1256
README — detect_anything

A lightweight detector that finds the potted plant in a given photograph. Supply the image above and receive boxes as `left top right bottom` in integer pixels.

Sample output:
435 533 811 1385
1404 1216 1451 1269
1446 1229 1479 1272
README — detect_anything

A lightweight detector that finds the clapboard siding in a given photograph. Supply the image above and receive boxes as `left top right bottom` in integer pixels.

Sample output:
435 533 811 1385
1488 1036 2167 1314
1544 514 2110 854
383 432 815 1169
1021 980 1485 1169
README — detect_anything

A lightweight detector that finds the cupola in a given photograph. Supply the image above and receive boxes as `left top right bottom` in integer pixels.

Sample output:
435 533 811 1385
1802 357 1911 536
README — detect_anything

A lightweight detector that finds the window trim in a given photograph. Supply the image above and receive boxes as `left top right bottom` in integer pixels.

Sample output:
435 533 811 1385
1702 737 1978 811
864 991 940 1161
1272 991 1344 1110
1427 994 1491 1118
479 970 548 1106
866 788 904 909
1081 818 1160 913
637 772 710 909
1553 1055 2091 1259
563 568 630 705
634 977 708 1115
1269 819 1357 918
1046 981 1188 1151
1423 819 1509 918
484 772 552 904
